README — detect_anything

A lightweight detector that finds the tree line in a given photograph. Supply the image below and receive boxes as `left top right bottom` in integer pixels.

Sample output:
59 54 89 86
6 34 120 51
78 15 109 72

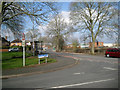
1 2 118 54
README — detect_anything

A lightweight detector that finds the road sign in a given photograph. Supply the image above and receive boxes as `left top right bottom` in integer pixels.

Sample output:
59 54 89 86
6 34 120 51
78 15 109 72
38 54 48 58
22 33 25 40
22 33 25 47
38 54 49 64
22 40 25 47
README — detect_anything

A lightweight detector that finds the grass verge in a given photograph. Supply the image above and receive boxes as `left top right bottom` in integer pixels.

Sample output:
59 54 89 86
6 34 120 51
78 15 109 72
2 52 56 70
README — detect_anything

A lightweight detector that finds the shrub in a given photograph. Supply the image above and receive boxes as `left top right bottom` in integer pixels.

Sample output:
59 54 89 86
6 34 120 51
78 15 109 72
2 45 10 49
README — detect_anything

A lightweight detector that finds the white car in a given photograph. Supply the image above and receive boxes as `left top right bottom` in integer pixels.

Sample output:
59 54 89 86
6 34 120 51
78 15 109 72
8 48 19 52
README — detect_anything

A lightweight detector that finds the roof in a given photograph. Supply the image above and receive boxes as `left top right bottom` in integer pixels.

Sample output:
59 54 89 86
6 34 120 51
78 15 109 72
11 39 22 43
1 37 10 43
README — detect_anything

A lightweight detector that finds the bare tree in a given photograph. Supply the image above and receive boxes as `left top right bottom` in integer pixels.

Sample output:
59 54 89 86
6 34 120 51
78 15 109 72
1 2 57 38
46 14 70 51
72 38 79 53
70 2 118 54
25 29 40 41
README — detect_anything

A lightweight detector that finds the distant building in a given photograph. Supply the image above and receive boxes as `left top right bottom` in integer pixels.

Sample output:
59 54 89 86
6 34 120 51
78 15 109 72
89 42 104 48
65 44 81 48
10 39 22 46
66 44 73 48
41 43 52 48
25 40 32 46
103 43 116 47
80 43 89 48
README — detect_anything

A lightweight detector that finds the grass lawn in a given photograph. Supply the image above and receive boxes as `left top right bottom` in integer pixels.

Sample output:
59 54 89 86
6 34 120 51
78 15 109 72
2 52 56 69
2 52 32 60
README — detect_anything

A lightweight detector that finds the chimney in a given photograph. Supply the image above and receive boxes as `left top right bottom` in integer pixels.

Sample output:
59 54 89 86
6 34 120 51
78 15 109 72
5 36 7 40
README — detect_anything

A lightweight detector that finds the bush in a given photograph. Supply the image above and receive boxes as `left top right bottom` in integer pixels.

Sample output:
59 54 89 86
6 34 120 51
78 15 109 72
2 45 10 49
26 45 31 51
11 46 22 49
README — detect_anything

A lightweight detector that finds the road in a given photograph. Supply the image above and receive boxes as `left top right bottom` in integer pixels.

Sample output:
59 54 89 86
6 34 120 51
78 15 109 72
2 49 118 89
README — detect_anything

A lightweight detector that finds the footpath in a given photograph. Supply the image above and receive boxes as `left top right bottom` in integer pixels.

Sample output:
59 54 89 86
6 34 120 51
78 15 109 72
2 54 79 79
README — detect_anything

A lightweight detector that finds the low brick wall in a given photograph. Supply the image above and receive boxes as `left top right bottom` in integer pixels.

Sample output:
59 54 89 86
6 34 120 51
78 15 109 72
0 49 8 52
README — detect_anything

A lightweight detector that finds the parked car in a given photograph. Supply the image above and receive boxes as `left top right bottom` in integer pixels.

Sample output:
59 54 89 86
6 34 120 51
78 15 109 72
105 48 120 58
8 48 19 52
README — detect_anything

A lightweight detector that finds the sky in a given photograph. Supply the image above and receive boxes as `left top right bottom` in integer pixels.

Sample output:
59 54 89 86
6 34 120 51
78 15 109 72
1 2 119 44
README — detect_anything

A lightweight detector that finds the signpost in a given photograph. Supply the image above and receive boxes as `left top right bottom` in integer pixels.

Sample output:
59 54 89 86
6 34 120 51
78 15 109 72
38 54 48 64
22 33 25 66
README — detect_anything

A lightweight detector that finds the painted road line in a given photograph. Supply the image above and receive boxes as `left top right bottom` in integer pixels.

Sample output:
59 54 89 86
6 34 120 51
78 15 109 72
103 67 118 70
51 78 115 88
73 72 85 75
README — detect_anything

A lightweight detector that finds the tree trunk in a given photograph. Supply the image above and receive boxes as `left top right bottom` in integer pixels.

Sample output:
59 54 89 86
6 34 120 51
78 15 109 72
56 44 59 52
91 40 95 54
56 37 60 52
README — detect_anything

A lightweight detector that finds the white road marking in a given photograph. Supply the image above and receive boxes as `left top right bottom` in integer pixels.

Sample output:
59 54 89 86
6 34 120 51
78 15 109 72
73 72 85 75
74 58 79 60
103 67 118 70
51 78 115 88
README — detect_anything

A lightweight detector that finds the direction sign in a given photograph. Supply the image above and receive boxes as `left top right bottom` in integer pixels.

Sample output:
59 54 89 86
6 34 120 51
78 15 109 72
38 54 48 58
22 40 25 47
38 54 49 64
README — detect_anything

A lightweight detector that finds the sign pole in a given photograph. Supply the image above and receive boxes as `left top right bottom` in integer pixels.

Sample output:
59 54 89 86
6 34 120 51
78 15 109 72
22 33 25 67
46 58 47 63
39 58 40 64
23 46 25 66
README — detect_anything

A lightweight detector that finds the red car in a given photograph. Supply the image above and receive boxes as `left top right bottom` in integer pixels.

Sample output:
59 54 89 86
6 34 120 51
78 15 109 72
105 48 120 58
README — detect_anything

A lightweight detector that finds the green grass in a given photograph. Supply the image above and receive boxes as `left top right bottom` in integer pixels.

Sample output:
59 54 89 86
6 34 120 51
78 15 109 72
2 52 56 70
2 52 32 60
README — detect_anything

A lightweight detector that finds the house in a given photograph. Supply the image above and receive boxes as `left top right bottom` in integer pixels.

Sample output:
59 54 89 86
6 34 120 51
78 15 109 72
66 44 81 49
66 44 73 48
89 42 104 48
10 39 22 46
0 36 10 47
40 43 52 49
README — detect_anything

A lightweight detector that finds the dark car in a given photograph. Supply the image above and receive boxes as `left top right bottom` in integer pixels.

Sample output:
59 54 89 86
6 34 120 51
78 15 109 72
8 48 19 52
105 48 120 58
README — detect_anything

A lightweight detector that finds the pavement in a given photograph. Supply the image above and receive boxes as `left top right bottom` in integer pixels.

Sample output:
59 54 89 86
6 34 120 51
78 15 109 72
2 52 79 79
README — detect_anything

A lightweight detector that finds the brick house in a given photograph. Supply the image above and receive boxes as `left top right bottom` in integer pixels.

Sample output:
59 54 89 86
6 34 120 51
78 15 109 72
0 36 10 47
10 39 22 46
89 42 104 48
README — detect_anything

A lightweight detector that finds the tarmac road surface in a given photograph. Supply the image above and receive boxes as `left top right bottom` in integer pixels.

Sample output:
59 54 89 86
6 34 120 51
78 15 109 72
2 49 119 89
